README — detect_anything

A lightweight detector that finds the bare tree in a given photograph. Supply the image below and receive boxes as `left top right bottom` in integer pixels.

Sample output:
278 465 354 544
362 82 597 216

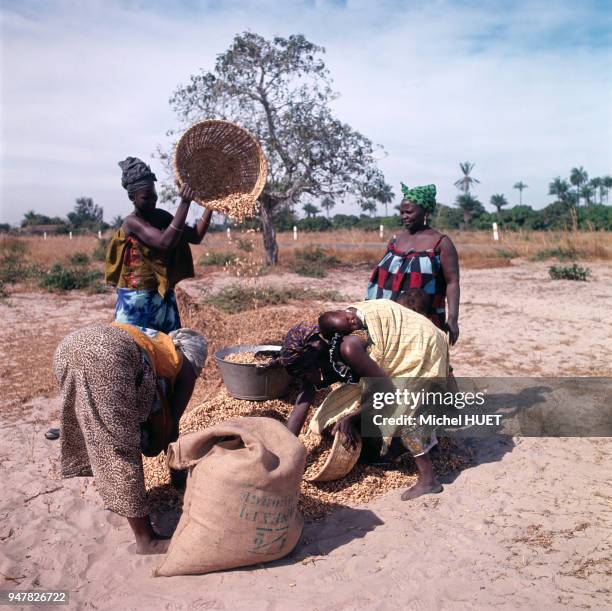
162 33 391 264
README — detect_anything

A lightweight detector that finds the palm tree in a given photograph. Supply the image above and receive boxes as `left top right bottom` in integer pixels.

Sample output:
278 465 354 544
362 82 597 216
602 175 612 203
454 162 480 193
111 215 124 229
376 183 394 216
21 210 39 227
589 177 603 204
320 196 335 219
361 201 377 217
302 203 320 218
513 181 528 205
580 184 594 206
548 177 571 203
456 193 484 227
570 167 588 206
490 193 508 216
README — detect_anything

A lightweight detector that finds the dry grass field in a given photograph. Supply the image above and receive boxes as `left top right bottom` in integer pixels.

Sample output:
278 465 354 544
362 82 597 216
7 227 612 272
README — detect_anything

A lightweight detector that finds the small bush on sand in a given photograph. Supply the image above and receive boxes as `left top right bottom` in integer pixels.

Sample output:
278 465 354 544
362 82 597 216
200 251 237 266
204 285 343 313
290 247 339 278
40 264 103 291
236 237 254 253
68 252 91 266
548 263 590 281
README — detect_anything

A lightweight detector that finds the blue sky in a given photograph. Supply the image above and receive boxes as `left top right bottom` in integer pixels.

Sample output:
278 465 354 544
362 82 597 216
1 0 611 225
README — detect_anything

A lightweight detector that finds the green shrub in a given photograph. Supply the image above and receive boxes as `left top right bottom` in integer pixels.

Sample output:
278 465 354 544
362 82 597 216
204 285 343 314
68 251 91 266
297 217 332 232
290 247 339 278
40 264 103 291
495 248 518 259
24 264 45 281
200 251 236 266
236 238 254 253
330 214 360 229
548 263 590 281
0 238 26 283
530 246 577 262
92 238 109 262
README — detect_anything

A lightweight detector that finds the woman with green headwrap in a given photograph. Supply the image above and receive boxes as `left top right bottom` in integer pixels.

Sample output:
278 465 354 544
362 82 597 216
366 183 460 345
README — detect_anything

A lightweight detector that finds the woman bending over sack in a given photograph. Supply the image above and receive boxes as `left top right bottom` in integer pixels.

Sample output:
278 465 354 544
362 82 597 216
54 323 207 554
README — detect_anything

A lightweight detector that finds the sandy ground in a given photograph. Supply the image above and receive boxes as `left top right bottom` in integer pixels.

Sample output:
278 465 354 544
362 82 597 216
1 260 611 609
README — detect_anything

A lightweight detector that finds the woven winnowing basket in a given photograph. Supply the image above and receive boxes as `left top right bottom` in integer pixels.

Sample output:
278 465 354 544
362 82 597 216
173 120 268 218
305 431 362 483
305 383 363 482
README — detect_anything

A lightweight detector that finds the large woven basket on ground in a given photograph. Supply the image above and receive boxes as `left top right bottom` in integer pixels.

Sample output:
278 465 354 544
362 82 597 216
173 120 267 217
305 430 362 483
305 384 363 482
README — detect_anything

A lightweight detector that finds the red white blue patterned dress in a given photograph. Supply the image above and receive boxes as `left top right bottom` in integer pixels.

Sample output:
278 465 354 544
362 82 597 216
366 234 448 330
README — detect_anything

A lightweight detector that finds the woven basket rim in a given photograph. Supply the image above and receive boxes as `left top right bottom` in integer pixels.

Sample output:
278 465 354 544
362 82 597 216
173 119 268 206
305 430 362 483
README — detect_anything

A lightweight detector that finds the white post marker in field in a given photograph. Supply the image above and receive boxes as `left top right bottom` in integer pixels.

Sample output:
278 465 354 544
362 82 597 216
492 222 499 241
43 232 47 240
293 226 298 241
379 225 384 239
98 230 102 239
69 231 73 240
227 227 231 241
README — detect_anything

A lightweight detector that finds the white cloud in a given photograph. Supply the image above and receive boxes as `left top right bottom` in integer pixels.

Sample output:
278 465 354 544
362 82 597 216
0 0 610 224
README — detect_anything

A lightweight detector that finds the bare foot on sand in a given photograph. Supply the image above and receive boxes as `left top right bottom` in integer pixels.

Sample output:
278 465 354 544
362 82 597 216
401 479 443 501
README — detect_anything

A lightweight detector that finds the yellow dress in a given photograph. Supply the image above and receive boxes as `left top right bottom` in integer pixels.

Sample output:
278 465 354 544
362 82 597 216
309 299 449 457
105 227 194 297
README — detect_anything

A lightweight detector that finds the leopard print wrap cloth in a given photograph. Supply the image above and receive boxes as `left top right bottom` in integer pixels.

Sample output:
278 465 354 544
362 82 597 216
53 324 157 517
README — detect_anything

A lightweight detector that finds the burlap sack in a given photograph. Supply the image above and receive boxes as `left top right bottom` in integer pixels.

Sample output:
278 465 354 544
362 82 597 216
155 417 306 576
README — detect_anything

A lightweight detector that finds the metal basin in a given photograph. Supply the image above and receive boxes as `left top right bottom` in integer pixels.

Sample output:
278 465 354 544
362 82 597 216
214 344 292 401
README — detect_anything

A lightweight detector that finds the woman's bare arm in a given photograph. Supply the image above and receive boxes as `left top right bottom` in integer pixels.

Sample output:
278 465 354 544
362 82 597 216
123 185 195 253
440 236 460 345
332 336 395 447
287 380 316 436
183 209 213 244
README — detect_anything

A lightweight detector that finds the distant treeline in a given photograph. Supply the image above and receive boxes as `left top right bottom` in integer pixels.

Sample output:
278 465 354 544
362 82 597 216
1 197 123 235
210 201 612 233
4 198 610 237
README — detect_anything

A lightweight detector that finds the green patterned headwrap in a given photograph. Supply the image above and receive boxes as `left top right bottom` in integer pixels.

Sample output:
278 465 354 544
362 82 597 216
400 183 437 214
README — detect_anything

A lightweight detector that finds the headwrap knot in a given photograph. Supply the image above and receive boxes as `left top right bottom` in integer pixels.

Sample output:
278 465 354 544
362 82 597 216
118 156 157 196
400 183 437 214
